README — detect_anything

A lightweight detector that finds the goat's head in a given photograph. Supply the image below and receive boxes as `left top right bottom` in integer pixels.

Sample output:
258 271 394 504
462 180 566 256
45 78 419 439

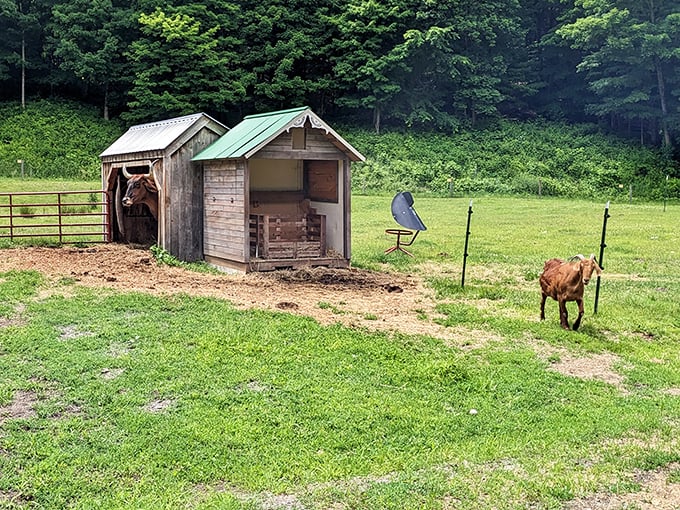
572 254 602 285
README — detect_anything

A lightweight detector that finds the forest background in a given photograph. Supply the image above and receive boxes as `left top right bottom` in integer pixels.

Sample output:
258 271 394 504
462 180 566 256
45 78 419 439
1 0 679 199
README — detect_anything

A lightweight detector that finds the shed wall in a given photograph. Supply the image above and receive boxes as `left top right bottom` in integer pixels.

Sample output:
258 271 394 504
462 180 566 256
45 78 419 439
253 130 347 160
309 160 345 255
203 160 248 263
159 127 223 261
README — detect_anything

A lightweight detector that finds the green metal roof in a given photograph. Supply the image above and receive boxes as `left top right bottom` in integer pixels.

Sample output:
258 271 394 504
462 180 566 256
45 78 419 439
192 106 365 162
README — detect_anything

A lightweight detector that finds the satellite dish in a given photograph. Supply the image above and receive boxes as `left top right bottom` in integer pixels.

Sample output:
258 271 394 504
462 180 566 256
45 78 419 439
391 192 427 231
385 192 426 256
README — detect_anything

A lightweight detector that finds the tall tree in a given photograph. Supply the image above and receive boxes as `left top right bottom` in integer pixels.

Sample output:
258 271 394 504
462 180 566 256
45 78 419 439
331 0 523 132
124 4 250 122
0 0 43 106
236 0 340 115
332 0 415 133
45 0 133 119
508 0 594 121
558 0 680 147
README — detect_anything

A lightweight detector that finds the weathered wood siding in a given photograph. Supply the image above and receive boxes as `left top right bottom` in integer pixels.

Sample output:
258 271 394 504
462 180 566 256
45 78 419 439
203 160 248 263
159 127 222 261
253 130 347 160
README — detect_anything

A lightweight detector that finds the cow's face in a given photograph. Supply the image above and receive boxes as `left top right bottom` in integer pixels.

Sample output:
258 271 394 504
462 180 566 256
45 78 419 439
122 174 157 207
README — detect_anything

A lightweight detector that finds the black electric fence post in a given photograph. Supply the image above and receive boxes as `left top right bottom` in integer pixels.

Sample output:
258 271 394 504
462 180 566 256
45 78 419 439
461 200 473 288
594 201 610 314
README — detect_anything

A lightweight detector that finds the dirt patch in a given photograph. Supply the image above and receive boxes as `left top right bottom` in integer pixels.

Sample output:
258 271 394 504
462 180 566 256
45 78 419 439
0 490 33 506
0 390 38 424
565 463 680 510
0 244 453 340
546 351 627 392
100 368 125 380
58 324 94 341
144 398 175 413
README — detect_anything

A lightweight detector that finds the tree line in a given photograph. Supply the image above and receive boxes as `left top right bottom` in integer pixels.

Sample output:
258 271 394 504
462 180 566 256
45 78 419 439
1 0 679 150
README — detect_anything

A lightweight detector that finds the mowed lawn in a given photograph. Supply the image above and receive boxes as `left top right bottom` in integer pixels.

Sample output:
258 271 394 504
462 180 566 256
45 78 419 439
1 186 680 509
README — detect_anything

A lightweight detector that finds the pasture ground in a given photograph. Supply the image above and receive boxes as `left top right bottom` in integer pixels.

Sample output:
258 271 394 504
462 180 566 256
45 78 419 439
1 195 680 509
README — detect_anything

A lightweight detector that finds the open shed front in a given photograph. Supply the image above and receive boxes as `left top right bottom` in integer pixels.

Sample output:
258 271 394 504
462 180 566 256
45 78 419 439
99 113 227 261
193 106 365 272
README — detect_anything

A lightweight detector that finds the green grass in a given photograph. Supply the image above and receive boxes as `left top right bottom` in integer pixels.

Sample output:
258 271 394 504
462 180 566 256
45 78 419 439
1 193 680 509
0 178 105 246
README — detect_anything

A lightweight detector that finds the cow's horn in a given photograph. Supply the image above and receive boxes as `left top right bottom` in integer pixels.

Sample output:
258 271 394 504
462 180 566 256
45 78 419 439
121 165 132 179
147 159 159 180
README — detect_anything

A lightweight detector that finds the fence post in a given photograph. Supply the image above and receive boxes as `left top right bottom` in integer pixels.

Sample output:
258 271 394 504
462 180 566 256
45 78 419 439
57 192 63 243
9 194 14 240
593 201 610 314
461 200 473 288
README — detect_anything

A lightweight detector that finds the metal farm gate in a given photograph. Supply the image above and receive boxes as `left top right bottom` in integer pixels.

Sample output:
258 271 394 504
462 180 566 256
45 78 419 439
0 190 110 243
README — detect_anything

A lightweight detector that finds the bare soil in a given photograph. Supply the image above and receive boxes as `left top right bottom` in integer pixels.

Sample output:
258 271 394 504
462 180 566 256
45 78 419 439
0 244 455 340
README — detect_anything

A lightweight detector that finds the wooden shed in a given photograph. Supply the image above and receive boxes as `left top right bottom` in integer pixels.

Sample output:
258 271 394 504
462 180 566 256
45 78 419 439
100 113 228 261
192 106 365 272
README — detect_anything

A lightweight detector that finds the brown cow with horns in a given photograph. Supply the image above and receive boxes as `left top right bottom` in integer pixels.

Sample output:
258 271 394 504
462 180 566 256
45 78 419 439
121 161 159 220
539 254 602 331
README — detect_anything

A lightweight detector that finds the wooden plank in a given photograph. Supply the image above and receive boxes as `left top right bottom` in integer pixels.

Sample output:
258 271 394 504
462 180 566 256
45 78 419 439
306 160 338 202
204 228 244 241
204 254 248 273
320 214 327 256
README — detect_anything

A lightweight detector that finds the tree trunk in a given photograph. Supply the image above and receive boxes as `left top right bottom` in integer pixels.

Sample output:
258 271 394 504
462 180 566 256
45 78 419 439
21 34 25 109
649 1 672 147
655 61 672 147
373 105 381 135
103 83 110 120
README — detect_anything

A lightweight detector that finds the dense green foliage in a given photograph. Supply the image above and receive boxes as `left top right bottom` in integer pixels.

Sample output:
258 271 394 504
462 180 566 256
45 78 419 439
0 100 123 179
349 121 677 199
0 0 679 149
1 197 679 508
1 100 678 200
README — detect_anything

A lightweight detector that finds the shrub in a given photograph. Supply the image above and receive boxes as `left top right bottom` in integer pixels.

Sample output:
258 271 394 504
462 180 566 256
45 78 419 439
345 120 677 200
0 100 124 180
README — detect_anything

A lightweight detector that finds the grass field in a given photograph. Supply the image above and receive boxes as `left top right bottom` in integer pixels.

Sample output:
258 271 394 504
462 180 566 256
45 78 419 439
1 181 680 509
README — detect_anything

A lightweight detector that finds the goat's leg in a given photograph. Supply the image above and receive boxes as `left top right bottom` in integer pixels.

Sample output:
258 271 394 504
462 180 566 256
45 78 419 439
572 298 584 331
540 293 547 320
558 299 570 330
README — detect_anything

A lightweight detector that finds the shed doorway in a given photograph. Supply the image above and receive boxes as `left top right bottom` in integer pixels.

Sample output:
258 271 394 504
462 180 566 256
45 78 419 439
106 165 158 246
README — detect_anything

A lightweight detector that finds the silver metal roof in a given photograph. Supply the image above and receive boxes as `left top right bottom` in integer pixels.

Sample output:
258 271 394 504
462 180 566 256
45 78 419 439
100 113 226 158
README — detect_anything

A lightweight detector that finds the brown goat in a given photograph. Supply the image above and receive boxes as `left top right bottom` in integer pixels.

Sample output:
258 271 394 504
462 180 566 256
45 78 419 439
539 254 602 330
